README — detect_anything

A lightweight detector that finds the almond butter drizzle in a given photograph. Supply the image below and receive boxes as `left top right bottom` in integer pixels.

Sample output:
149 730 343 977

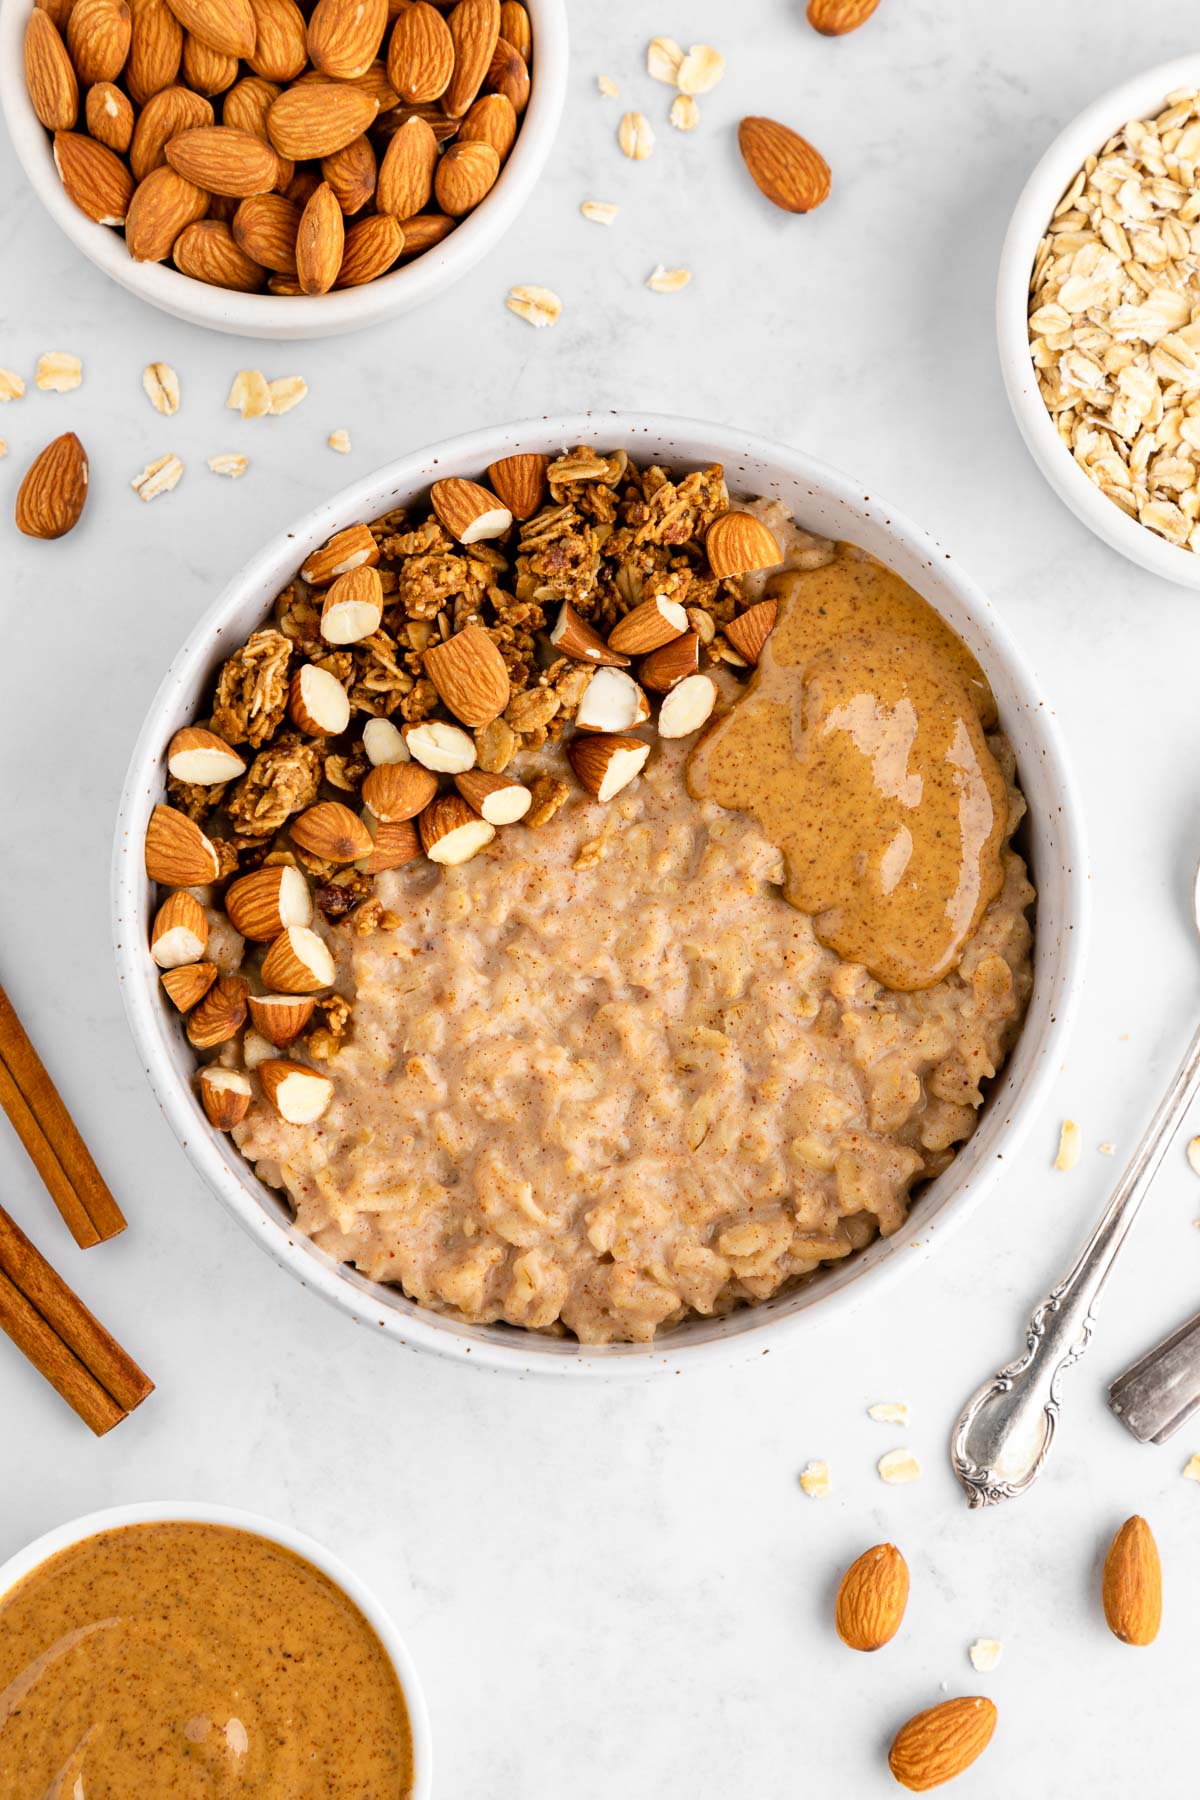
688 547 1009 991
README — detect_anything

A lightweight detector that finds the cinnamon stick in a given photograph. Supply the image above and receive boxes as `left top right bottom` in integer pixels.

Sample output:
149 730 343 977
0 983 126 1245
0 1267 126 1436
0 1060 100 1249
0 1205 152 1416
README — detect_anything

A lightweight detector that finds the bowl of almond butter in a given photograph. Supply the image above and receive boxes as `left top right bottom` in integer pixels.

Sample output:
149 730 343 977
113 414 1088 1374
0 0 567 337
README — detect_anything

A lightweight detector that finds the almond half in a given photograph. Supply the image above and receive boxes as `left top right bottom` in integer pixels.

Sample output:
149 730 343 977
199 1065 252 1129
167 725 246 783
418 792 495 864
640 632 699 692
607 594 688 655
455 769 531 824
186 974 249 1048
706 511 783 579
487 452 548 520
549 601 629 667
404 718 476 773
363 716 410 764
289 663 351 735
226 863 313 940
568 733 650 802
357 811 421 872
161 960 218 1012
424 623 511 726
259 1057 334 1123
724 599 779 665
658 672 717 739
835 1544 909 1653
575 667 649 733
150 889 209 967
888 1697 997 1794
144 804 220 885
430 476 512 543
291 801 373 863
1102 1515 1162 1646
362 760 438 821
302 521 379 586
247 991 315 1045
261 924 336 992
320 564 384 643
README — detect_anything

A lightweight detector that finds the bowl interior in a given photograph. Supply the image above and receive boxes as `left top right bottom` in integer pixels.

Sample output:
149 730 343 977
114 414 1087 1375
997 53 1200 588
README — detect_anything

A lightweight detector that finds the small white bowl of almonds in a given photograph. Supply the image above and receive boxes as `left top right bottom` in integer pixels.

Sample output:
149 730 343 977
999 55 1200 587
0 0 567 338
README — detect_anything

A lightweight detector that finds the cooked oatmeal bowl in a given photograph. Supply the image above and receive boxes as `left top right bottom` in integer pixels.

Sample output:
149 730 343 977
114 415 1088 1375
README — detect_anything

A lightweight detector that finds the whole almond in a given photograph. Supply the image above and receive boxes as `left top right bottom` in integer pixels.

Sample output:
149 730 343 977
888 1697 996 1793
24 10 78 131
835 1543 909 1652
247 0 306 78
223 72 279 136
15 433 89 540
163 0 255 58
322 133 376 213
174 217 267 287
443 0 500 118
295 179 344 294
458 89 515 160
66 0 131 85
424 623 510 726
181 30 238 92
267 82 378 158
376 97 459 144
396 210 453 256
125 164 210 260
808 0 882 31
376 113 437 218
308 0 388 77
166 124 280 195
85 81 135 151
433 137 498 215
232 189 300 269
386 0 453 102
34 0 74 32
738 115 831 213
498 0 528 60
487 452 547 519
484 36 527 113
335 211 403 285
127 0 183 101
1102 1515 1162 1646
130 83 213 179
53 130 135 222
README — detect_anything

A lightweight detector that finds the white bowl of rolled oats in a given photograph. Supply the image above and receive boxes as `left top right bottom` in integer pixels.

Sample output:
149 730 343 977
113 414 1087 1375
999 55 1200 585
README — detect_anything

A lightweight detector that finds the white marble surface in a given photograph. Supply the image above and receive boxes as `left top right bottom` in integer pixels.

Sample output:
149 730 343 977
3 2 1200 1793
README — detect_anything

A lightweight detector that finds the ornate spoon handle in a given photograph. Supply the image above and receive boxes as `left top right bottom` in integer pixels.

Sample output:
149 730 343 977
950 1016 1200 1508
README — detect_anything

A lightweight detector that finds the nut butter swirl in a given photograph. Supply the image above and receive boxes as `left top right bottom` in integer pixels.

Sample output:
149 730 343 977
688 547 1009 991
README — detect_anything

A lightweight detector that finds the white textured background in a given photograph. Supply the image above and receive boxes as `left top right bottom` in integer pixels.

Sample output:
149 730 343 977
4 3 1200 1794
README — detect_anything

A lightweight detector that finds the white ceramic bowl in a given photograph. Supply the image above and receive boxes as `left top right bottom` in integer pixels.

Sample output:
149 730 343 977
998 54 1200 588
0 1499 433 1795
113 412 1089 1377
0 0 568 340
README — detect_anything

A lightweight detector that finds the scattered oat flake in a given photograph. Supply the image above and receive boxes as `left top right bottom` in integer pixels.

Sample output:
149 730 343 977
143 362 179 416
36 351 81 392
618 111 654 161
227 369 272 419
131 454 183 501
799 1460 831 1497
677 44 724 96
867 1402 910 1427
581 200 619 226
670 94 700 131
208 452 248 479
597 73 618 98
506 285 562 328
647 265 691 293
1184 1453 1200 1481
969 1638 1003 1673
646 36 683 84
1099 1141 1116 1155
1054 1119 1082 1171
878 1448 921 1485
1187 1137 1200 1175
0 440 6 458
268 376 308 415
328 429 351 454
0 369 25 402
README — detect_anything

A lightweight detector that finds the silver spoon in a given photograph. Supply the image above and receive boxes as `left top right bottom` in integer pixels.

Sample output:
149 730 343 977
949 855 1200 1507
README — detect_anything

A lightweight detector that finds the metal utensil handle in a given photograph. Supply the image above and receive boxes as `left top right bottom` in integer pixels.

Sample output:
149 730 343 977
950 1016 1200 1508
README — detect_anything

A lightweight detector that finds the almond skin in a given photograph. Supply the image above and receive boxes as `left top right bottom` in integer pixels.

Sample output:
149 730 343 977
24 10 78 130
125 165 210 261
498 0 529 60
295 178 344 294
640 632 699 692
180 31 238 94
724 599 779 665
808 0 882 32
174 218 268 289
433 137 498 215
66 0 131 86
484 36 527 113
267 81 378 158
386 0 453 102
423 623 511 726
186 974 249 1049
738 115 831 214
144 803 220 884
291 800 373 862
308 0 388 78
165 124 280 196
15 433 89 540
85 82 135 152
835 1543 909 1652
53 130 135 223
888 1697 997 1793
130 84 214 180
396 210 454 257
1102 1515 1162 1646
376 114 438 218
458 90 516 160
362 760 437 821
232 190 300 270
443 0 500 118
247 0 307 79
705 510 783 578
335 212 404 285
487 452 547 519
127 0 184 102
162 0 255 59
322 132 377 213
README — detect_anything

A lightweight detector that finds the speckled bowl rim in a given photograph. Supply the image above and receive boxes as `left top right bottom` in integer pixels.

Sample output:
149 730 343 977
113 411 1090 1378
997 52 1200 589
0 1500 433 1796
0 0 568 341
